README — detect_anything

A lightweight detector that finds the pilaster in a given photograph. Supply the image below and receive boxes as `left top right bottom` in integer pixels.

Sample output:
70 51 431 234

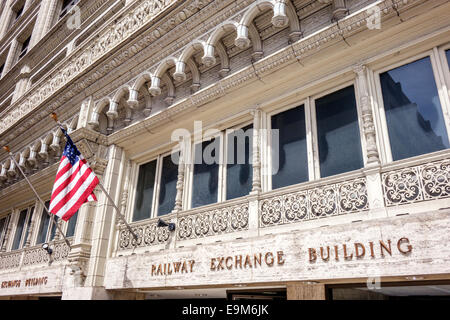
84 145 124 287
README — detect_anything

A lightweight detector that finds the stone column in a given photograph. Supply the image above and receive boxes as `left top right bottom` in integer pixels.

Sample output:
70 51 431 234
172 147 185 214
84 145 124 290
0 0 13 40
77 97 94 129
3 38 19 75
1 214 12 252
30 0 58 48
250 109 262 194
354 64 380 166
11 65 31 103
287 282 327 300
354 64 386 218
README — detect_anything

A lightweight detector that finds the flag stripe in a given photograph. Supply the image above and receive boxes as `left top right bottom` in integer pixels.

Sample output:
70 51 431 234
51 167 94 214
50 161 91 211
49 130 99 222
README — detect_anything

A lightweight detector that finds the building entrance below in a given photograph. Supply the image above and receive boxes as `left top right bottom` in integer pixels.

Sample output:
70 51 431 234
330 281 450 300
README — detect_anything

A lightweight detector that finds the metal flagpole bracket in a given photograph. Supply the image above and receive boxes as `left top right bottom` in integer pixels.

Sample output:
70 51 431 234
2 146 72 249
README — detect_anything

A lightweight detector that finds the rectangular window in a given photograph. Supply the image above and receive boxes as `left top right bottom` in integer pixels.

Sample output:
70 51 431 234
11 209 28 250
0 63 4 77
226 124 253 200
446 50 450 69
191 138 220 208
36 201 51 244
49 215 59 241
60 0 79 18
15 5 24 21
19 35 31 59
157 154 179 216
66 211 78 237
23 207 34 245
271 106 308 189
315 85 364 178
0 216 8 249
380 57 449 161
133 160 157 222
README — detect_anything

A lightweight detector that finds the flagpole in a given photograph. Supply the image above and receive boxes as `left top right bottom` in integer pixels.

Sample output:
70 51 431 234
2 146 72 249
50 113 138 241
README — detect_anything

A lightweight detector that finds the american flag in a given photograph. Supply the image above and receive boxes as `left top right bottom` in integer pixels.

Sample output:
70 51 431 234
49 129 99 221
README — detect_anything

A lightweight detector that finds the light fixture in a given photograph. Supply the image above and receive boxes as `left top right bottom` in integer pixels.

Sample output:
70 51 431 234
157 218 176 232
42 243 53 255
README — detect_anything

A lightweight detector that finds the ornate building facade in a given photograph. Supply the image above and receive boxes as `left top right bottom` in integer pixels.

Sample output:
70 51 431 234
0 0 449 300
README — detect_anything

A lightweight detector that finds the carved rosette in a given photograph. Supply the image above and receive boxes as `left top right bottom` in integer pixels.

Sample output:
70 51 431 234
177 203 249 241
260 177 369 227
383 159 450 206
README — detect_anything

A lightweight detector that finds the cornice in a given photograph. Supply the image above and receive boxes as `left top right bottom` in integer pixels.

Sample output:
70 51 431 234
107 0 421 144
0 0 182 136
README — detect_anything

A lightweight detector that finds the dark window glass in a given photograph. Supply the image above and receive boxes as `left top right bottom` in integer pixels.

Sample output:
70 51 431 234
19 36 31 58
0 217 7 247
15 6 24 20
226 124 253 200
50 216 59 241
380 57 449 161
446 50 450 70
157 154 179 216
192 138 220 208
23 207 34 245
66 211 78 237
0 64 4 77
271 106 308 189
316 86 364 177
60 0 79 18
133 160 156 222
11 209 28 250
36 201 51 244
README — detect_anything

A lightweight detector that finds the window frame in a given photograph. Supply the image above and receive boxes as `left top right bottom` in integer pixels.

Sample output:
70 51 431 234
34 199 60 245
372 49 450 163
264 80 365 191
0 213 11 250
310 80 367 179
265 99 312 192
10 204 34 251
186 130 224 210
222 120 254 202
130 146 183 222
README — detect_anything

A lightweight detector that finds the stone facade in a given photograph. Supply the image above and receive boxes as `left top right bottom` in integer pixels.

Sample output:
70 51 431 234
0 0 449 300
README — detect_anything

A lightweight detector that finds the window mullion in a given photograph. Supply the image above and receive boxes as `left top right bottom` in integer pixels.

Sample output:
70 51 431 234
152 156 163 218
310 97 321 179
305 97 315 181
431 47 450 144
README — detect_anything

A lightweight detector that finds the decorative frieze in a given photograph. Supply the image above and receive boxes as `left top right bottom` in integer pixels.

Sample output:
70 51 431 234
382 159 450 206
0 251 21 270
22 240 71 267
118 217 174 251
177 202 249 241
260 177 369 227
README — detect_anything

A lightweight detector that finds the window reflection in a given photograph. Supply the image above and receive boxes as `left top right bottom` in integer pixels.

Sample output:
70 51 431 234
226 124 253 200
192 138 220 208
158 153 179 216
380 57 449 161
133 160 156 222
271 106 308 189
316 86 363 177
